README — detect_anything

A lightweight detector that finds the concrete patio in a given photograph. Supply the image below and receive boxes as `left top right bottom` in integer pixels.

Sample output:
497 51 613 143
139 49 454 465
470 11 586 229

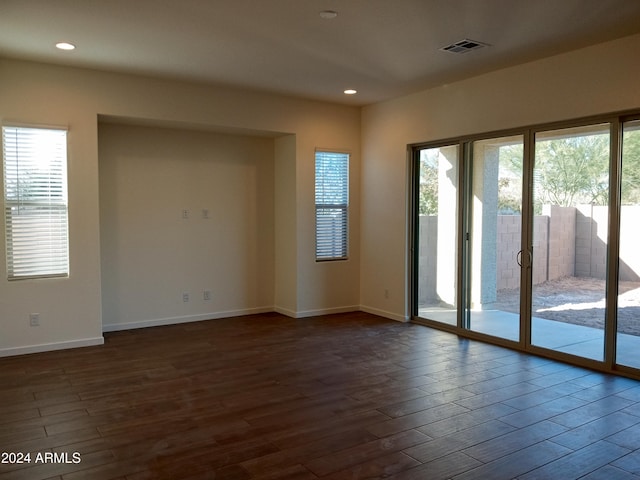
418 307 640 369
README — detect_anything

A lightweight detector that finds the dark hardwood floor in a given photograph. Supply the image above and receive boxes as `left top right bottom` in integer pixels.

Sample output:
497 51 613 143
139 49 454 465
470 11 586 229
2 311 640 479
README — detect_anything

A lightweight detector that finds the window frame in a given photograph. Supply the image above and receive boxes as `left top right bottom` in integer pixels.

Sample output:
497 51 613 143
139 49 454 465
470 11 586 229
315 149 349 262
2 124 70 280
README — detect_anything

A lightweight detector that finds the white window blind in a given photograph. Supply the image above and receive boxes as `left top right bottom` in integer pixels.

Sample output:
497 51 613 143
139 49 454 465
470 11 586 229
315 151 349 261
2 126 69 280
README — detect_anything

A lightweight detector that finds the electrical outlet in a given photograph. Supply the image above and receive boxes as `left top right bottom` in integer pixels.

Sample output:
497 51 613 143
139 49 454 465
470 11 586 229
202 209 210 219
29 313 40 327
203 290 212 301
182 209 190 219
384 289 390 299
182 292 190 302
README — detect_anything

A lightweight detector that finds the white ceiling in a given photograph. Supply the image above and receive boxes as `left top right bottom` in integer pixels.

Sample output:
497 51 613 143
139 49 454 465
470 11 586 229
2 0 640 106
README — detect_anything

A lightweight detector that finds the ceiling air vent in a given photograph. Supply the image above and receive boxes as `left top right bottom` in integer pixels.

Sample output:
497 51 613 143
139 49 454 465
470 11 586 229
440 39 489 54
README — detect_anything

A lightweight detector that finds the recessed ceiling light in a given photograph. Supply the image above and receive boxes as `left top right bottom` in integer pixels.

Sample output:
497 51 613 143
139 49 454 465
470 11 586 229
319 10 338 19
344 89 357 95
55 42 76 51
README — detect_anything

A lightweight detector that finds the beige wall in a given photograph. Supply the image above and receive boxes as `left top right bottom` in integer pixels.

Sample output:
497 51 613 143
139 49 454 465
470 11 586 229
360 33 640 320
274 134 298 314
0 58 360 355
99 123 276 330
3 32 640 355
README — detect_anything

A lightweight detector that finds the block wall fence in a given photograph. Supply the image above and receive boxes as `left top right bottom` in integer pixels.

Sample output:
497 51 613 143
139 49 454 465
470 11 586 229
419 205 640 305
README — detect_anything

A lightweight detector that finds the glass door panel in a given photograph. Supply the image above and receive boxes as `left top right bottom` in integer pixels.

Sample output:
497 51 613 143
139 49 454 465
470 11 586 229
530 124 610 361
616 120 640 368
416 144 459 326
467 135 524 341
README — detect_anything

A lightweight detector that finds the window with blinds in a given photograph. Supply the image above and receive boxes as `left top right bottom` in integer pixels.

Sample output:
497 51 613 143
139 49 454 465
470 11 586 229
2 126 69 280
315 150 349 261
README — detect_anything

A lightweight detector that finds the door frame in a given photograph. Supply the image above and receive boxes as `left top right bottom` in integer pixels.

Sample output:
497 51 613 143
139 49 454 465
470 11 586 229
409 109 640 379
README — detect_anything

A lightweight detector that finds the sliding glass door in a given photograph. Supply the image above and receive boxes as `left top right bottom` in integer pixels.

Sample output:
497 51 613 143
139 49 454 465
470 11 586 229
530 124 611 361
414 144 459 327
411 111 640 377
467 135 524 342
616 119 640 369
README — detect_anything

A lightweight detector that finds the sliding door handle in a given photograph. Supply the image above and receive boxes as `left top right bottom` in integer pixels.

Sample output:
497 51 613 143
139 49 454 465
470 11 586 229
517 249 532 268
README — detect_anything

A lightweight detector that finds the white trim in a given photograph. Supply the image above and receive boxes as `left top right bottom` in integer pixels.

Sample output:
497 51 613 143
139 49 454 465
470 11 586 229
1 120 69 131
275 305 360 319
293 305 360 319
0 337 104 358
274 306 298 318
102 307 273 332
0 307 404 357
360 305 409 323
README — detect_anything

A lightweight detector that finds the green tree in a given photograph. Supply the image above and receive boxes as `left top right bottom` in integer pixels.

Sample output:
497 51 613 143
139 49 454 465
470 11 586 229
498 144 523 214
417 128 640 217
622 128 640 204
534 134 610 207
419 151 439 215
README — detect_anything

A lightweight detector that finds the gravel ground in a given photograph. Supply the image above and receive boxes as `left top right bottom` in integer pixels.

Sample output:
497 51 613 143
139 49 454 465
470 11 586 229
493 276 640 335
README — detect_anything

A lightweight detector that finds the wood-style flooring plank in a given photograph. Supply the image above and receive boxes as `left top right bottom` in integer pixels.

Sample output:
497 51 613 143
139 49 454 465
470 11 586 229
1 311 640 479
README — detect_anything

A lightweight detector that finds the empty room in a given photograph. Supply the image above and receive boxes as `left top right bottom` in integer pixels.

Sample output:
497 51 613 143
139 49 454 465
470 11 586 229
2 1 640 478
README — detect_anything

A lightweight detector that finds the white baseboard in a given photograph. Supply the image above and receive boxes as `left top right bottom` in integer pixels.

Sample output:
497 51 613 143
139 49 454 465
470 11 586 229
360 305 409 323
102 306 274 332
273 306 297 318
0 337 104 358
274 305 360 319
1 306 408 357
293 305 361 318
